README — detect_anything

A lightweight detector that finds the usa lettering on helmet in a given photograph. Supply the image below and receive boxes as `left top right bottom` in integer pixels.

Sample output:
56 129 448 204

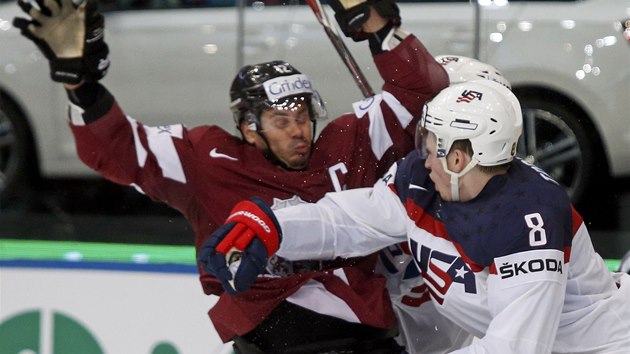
455 90 483 103
437 56 460 65
263 74 314 102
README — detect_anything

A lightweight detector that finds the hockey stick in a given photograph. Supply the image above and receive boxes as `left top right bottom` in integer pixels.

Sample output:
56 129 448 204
305 0 375 98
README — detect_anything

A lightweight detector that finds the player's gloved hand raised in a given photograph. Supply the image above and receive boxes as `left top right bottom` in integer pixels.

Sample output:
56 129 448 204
328 0 401 42
13 0 110 84
198 197 282 296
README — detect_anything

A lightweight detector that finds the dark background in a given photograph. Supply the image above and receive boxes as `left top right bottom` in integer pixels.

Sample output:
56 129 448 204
1 176 629 260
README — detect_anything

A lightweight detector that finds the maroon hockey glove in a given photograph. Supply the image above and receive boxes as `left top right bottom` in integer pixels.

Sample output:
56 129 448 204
13 0 109 84
329 0 401 42
198 197 282 295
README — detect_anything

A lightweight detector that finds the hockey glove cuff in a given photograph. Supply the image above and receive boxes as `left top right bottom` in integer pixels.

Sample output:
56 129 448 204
198 197 282 296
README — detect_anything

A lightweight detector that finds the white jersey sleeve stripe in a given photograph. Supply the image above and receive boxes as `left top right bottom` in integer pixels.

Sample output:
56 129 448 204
382 91 413 128
68 103 86 126
286 279 361 324
350 91 414 160
126 116 148 168
351 94 393 160
333 268 350 285
368 106 394 160
144 124 187 183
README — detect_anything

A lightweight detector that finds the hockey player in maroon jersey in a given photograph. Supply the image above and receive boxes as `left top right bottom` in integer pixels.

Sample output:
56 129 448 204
13 0 449 352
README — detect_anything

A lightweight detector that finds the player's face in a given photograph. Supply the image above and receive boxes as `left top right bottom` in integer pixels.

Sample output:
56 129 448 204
423 133 453 201
260 104 313 170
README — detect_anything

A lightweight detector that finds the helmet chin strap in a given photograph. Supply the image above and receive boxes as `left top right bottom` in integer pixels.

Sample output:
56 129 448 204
439 158 478 202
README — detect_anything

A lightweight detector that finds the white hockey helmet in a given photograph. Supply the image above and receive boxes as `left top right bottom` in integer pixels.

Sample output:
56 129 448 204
435 55 511 90
420 79 522 166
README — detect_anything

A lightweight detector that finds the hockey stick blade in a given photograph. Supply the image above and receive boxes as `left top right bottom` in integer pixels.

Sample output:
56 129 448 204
305 0 375 98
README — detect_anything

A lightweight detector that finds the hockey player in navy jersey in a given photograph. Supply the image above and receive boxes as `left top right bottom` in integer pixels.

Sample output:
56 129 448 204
374 55 513 354
203 80 630 353
13 0 449 352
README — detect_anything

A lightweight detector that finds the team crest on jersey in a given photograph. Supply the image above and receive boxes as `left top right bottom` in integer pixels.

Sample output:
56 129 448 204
409 239 477 304
267 195 315 276
270 195 307 210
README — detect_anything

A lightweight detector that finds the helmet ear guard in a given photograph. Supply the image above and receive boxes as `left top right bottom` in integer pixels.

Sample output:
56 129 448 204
244 111 259 131
230 99 258 132
419 80 522 201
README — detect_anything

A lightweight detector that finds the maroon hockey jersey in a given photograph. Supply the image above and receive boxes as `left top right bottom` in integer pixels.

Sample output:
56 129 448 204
67 34 448 341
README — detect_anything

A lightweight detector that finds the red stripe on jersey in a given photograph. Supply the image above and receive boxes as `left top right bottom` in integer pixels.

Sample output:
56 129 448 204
405 198 449 239
400 241 411 255
387 182 398 195
571 205 583 235
452 242 485 272
427 285 445 305
401 283 432 307
489 263 497 275
405 196 485 272
566 206 583 263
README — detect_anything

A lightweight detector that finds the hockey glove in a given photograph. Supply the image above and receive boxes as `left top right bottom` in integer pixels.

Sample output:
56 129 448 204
328 0 401 42
198 197 282 296
13 0 110 84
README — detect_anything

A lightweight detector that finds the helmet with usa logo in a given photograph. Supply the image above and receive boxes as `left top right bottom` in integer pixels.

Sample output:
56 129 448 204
435 55 511 90
420 79 522 166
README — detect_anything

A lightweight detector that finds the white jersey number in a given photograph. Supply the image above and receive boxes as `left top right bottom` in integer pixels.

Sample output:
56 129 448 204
525 212 547 246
